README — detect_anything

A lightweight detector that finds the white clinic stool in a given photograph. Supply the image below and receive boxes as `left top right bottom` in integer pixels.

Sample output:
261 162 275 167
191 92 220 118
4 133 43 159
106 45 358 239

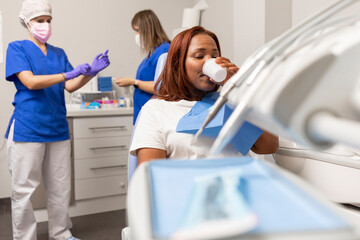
154 52 167 86
274 138 360 227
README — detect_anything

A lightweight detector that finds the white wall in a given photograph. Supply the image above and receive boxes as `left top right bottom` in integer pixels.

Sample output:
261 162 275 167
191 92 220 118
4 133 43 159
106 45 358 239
292 0 360 25
232 0 292 66
292 0 332 25
233 0 265 66
200 0 234 61
0 0 194 198
231 0 360 69
265 0 292 42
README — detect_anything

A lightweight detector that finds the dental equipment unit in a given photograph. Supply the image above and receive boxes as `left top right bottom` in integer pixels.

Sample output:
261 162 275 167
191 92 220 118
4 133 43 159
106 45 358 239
193 0 360 156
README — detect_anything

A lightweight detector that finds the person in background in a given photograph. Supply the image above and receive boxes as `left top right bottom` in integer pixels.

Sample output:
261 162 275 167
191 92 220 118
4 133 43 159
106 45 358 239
115 9 170 124
129 26 279 165
5 0 110 239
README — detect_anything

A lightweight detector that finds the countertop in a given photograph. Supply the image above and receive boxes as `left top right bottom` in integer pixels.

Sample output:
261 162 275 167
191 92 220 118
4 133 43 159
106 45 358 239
66 104 133 117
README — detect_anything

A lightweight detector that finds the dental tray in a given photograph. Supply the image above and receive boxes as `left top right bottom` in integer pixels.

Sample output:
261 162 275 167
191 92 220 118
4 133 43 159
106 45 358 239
148 157 352 239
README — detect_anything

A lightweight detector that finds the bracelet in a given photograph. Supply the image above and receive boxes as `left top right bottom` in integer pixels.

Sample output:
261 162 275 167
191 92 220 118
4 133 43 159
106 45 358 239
134 80 139 86
62 73 67 81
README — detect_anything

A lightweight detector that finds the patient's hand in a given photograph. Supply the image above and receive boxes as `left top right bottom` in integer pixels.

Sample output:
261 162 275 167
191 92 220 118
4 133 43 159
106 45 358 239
214 57 239 85
251 130 279 154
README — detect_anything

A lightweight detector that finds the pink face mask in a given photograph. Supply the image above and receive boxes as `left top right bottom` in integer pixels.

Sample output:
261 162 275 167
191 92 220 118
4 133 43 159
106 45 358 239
29 22 52 43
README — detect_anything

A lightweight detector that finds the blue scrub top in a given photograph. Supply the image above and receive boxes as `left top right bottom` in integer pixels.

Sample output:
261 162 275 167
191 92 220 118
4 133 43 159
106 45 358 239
5 40 73 142
133 42 170 124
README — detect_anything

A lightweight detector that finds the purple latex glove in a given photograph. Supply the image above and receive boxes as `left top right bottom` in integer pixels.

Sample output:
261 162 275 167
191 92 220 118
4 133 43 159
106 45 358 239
64 63 91 80
85 50 110 76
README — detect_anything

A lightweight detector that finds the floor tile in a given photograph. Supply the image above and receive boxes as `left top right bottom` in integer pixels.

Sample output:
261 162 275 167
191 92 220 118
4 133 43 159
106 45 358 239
0 198 127 240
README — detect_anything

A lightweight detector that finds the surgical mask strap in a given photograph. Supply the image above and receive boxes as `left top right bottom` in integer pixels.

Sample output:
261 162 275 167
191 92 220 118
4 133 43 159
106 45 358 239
22 17 37 33
22 16 32 29
135 34 141 47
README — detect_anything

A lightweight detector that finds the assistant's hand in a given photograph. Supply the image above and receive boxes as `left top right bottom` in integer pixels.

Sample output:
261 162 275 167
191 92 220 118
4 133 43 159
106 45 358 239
86 50 110 76
115 77 136 87
215 57 239 84
64 63 91 80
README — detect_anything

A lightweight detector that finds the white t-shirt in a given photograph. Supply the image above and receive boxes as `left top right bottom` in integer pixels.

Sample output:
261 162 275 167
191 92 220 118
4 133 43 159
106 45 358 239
130 99 240 159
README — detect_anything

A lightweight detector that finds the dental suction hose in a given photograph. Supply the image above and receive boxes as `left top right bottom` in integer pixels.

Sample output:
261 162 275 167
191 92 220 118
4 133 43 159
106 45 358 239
194 0 358 142
209 100 252 156
208 61 269 156
307 111 360 149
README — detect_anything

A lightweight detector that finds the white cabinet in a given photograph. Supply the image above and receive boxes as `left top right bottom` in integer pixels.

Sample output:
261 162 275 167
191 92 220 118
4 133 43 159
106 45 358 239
71 115 133 201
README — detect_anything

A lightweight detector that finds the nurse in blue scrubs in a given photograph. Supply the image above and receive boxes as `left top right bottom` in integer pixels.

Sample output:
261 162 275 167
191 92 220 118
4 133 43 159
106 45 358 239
115 9 170 124
5 0 109 239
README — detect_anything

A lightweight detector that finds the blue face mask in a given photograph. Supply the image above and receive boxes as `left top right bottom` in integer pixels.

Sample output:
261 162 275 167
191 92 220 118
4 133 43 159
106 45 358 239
172 169 258 240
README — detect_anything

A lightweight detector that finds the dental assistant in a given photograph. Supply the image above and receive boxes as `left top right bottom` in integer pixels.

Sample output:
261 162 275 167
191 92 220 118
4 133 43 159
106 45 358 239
115 9 170 124
5 0 110 239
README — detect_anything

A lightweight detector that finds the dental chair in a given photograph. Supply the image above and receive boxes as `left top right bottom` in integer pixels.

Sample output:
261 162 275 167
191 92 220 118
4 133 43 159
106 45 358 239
127 157 360 240
122 52 168 240
273 138 360 227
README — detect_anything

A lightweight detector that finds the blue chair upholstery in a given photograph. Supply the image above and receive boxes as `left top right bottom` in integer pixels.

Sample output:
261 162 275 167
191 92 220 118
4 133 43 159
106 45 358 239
154 52 167 90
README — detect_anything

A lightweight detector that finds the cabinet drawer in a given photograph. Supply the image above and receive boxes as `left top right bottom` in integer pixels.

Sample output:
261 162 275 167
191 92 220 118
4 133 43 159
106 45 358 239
74 136 130 159
73 116 133 139
75 156 127 180
75 175 127 200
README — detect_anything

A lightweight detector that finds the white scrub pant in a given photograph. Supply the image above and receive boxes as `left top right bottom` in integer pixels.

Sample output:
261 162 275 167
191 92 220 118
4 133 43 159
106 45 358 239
7 121 73 240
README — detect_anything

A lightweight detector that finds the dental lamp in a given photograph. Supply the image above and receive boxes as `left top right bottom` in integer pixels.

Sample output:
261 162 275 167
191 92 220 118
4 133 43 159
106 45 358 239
191 0 360 155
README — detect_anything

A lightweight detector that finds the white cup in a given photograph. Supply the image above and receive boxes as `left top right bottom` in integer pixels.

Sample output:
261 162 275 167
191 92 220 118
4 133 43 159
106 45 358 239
202 58 227 83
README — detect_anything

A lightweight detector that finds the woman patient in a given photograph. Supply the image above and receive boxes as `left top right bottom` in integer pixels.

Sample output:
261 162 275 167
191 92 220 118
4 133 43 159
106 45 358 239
130 26 279 165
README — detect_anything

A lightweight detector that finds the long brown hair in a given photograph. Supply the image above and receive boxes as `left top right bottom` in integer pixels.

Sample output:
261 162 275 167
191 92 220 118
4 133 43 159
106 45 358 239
131 9 170 55
154 26 221 101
